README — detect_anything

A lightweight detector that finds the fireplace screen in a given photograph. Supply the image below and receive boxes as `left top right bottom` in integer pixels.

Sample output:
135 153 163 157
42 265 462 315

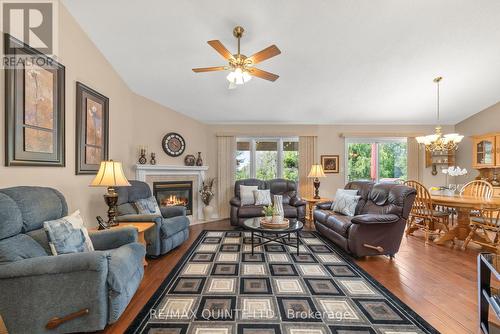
153 181 193 215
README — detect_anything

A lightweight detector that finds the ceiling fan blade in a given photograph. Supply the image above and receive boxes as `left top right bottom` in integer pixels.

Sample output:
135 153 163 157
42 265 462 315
207 40 234 60
192 66 227 73
248 45 281 65
249 68 279 82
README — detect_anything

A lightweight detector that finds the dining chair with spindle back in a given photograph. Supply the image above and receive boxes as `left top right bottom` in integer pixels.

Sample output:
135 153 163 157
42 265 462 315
460 180 493 199
404 180 450 244
462 207 500 250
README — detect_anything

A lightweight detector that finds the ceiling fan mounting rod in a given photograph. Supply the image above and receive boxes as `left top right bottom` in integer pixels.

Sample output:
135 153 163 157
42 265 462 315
233 26 244 56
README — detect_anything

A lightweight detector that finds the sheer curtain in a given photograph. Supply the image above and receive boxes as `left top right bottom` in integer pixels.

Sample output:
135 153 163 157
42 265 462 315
217 135 236 218
298 136 318 198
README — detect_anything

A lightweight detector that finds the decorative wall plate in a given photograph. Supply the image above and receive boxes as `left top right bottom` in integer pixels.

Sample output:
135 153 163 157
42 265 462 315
162 132 185 157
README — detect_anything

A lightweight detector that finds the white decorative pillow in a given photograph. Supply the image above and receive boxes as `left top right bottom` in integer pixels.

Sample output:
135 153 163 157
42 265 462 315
253 189 272 206
331 188 359 210
333 192 361 216
240 185 258 206
134 196 161 215
44 210 94 255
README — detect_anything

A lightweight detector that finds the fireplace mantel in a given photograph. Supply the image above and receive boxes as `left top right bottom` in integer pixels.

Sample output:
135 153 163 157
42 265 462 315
135 164 210 222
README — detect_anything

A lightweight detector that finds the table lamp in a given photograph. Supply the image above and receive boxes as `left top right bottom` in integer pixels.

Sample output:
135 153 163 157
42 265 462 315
90 160 131 226
308 164 326 199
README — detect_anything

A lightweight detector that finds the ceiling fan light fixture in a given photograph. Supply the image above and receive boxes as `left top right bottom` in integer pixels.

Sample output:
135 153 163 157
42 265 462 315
226 67 252 85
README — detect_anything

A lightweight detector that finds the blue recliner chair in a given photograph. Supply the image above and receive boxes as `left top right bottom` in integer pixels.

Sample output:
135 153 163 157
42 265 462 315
0 187 145 334
116 180 190 256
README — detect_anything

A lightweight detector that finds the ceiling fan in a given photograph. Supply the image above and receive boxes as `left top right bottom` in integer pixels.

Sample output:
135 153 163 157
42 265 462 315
192 26 281 89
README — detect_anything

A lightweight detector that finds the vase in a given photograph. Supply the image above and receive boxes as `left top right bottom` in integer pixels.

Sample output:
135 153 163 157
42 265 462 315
196 152 203 166
272 214 283 224
273 195 284 217
264 216 272 223
203 205 214 220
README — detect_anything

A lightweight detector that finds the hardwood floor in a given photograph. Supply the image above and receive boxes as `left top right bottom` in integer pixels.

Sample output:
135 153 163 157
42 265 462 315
101 220 488 334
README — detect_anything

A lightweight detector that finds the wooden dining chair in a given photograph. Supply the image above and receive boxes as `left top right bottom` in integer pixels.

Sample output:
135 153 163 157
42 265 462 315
462 207 500 250
460 180 493 199
404 180 450 244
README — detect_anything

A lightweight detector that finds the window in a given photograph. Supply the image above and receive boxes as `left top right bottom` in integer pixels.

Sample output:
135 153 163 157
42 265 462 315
236 137 299 181
345 138 407 183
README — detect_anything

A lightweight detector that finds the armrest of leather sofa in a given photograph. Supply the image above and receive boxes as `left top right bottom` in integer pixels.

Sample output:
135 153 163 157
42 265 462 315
316 201 333 210
230 197 241 206
351 214 400 224
290 196 306 207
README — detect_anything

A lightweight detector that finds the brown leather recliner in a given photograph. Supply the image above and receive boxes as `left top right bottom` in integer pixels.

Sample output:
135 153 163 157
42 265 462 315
314 181 416 257
230 178 306 226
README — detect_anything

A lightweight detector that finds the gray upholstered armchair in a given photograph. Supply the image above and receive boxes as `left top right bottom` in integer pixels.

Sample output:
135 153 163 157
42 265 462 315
116 180 190 256
0 186 145 334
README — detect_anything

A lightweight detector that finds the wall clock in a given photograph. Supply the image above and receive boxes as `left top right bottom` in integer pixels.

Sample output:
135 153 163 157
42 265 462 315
162 133 186 157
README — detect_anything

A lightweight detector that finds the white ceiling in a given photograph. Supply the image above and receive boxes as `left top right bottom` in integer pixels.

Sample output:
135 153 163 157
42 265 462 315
63 0 500 124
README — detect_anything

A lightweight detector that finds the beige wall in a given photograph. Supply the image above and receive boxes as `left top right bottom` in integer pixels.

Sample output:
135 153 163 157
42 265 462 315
206 124 454 215
0 5 208 227
455 101 500 184
2 3 496 226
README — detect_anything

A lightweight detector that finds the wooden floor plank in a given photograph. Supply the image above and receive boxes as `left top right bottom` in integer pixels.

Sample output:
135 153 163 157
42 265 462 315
100 221 483 334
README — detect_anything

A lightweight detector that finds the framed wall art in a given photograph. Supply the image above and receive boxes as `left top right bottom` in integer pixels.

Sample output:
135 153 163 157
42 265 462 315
75 82 109 174
4 34 65 166
321 154 339 173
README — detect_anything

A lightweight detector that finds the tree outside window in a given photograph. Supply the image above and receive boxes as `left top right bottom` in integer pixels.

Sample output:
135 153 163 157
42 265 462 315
346 139 407 183
235 138 299 181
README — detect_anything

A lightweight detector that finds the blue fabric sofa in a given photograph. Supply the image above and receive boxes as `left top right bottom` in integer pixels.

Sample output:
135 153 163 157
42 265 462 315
0 186 145 333
116 180 190 256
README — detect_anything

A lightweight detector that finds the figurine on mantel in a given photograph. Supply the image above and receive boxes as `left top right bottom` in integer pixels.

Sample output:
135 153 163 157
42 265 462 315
138 147 147 164
196 152 203 166
150 152 156 165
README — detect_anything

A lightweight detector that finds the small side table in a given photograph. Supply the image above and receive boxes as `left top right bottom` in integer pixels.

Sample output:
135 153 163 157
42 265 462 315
114 222 155 266
93 222 155 266
302 197 332 228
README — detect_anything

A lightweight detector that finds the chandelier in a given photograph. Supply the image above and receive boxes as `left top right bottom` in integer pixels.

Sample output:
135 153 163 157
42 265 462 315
416 77 463 152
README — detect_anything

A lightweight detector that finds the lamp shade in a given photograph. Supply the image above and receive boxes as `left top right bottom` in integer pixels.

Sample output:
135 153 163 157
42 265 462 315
308 164 326 178
90 160 131 187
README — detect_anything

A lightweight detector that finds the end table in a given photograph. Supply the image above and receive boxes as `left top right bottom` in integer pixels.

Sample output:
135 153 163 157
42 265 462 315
302 197 332 228
92 222 155 266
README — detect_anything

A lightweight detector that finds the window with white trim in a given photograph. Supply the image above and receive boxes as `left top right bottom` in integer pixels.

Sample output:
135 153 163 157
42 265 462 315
236 137 299 181
345 137 408 183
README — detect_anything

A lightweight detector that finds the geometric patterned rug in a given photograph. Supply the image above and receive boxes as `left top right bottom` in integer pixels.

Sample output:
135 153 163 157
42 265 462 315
126 230 439 334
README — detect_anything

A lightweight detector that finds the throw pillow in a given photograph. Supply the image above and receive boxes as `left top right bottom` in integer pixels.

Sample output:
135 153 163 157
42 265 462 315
134 196 161 215
331 188 359 210
253 189 272 206
333 192 361 216
43 210 94 255
240 185 258 206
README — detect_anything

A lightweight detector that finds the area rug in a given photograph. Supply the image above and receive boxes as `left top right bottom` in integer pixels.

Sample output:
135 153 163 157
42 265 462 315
126 230 439 334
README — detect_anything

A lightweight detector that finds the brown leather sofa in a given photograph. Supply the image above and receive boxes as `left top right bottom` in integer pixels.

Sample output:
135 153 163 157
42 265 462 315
314 181 416 257
230 178 306 226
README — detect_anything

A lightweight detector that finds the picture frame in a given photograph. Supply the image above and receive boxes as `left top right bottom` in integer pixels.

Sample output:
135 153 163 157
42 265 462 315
4 34 65 167
321 155 339 173
75 82 109 174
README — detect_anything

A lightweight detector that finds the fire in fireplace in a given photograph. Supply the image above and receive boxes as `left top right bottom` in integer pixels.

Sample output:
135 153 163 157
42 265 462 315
153 181 193 215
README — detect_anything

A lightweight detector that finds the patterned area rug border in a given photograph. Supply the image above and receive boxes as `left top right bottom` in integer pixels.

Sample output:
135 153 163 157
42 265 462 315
125 230 439 334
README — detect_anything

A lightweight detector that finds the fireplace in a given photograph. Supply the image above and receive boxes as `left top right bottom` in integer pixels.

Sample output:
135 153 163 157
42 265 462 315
153 181 193 215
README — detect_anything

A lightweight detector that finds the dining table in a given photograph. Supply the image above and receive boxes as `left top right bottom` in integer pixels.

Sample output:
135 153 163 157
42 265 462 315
430 193 500 246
